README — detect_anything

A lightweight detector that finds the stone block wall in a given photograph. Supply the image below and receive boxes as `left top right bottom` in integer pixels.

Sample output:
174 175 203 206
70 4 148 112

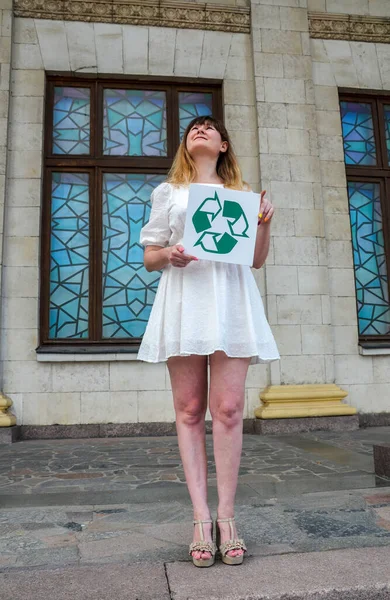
2 0 390 427
0 0 12 392
250 0 335 391
307 0 390 17
1 17 267 426
187 0 250 5
312 35 390 413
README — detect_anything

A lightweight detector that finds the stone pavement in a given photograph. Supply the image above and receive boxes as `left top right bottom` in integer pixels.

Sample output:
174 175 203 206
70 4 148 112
0 427 390 599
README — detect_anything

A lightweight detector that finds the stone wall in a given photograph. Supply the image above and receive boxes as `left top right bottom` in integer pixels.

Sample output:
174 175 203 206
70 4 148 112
13 0 251 34
0 17 266 426
249 0 390 415
0 0 12 392
2 0 390 427
187 0 249 5
312 35 390 413
250 0 335 392
308 0 390 17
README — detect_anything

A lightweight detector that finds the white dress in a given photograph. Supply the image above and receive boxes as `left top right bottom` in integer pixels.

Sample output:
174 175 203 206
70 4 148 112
137 182 280 365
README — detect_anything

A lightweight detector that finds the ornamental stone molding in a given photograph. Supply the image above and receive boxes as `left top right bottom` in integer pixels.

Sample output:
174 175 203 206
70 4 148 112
14 0 251 33
309 11 390 44
255 384 356 420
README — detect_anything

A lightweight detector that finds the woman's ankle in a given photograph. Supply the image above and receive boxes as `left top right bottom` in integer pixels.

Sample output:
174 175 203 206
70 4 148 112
217 507 235 520
193 509 212 521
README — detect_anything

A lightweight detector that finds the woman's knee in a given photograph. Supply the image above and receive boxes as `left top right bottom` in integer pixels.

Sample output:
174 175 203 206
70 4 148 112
211 397 243 428
175 397 206 426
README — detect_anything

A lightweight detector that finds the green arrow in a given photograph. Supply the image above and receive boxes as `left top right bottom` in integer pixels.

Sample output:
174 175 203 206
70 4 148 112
192 192 222 234
194 231 238 254
222 200 249 238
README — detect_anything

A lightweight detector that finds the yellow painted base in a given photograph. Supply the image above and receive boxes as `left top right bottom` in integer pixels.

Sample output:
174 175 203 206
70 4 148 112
0 393 17 427
255 384 356 420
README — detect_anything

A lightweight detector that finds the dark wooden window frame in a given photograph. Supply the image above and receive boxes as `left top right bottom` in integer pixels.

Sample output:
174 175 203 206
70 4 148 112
339 89 390 348
39 74 223 353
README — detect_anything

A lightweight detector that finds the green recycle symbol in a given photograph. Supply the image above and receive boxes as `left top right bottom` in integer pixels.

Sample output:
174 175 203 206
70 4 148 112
192 191 249 254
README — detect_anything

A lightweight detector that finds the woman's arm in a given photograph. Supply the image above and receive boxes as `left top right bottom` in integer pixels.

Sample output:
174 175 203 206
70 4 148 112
144 245 171 272
252 221 271 269
252 191 275 269
144 245 198 272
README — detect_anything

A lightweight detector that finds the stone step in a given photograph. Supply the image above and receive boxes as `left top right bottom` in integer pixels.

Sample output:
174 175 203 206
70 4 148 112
2 546 389 600
0 563 170 600
255 415 359 435
0 425 21 444
374 444 390 478
167 545 390 600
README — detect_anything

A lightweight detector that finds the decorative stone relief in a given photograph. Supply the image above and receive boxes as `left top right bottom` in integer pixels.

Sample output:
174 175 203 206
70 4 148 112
309 11 390 43
14 0 251 33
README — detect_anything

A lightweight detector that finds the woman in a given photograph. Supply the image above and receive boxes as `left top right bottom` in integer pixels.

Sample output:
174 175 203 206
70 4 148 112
138 116 279 567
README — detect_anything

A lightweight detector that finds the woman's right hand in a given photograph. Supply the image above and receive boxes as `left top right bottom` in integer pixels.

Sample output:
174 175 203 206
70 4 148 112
167 245 198 268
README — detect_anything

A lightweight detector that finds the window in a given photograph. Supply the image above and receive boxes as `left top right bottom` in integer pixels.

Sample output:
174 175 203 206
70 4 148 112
340 92 390 345
40 76 222 351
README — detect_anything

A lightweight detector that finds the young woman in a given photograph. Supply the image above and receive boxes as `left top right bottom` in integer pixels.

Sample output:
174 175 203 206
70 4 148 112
138 115 279 567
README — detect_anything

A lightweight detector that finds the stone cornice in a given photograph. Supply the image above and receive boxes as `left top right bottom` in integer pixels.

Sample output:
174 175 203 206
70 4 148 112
309 11 390 43
14 0 251 33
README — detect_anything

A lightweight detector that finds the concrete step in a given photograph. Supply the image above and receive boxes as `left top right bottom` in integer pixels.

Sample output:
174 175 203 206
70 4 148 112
167 545 390 600
2 546 389 600
0 563 171 600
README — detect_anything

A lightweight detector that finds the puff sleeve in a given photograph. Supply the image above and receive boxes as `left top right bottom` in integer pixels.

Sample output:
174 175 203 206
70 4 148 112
139 182 172 248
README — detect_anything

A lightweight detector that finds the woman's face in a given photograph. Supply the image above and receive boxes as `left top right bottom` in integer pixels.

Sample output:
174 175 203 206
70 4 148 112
186 122 228 159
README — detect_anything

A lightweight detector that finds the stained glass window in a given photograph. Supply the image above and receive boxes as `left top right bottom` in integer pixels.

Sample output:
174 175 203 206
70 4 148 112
348 182 390 335
384 105 390 165
103 89 167 156
53 87 90 155
340 102 376 166
49 173 89 339
179 92 213 137
43 78 222 348
102 173 165 338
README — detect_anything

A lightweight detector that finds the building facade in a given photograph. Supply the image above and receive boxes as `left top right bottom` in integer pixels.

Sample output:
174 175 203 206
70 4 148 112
0 0 389 434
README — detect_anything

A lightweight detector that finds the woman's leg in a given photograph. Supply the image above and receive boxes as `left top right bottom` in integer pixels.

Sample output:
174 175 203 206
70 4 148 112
209 351 251 558
167 354 211 560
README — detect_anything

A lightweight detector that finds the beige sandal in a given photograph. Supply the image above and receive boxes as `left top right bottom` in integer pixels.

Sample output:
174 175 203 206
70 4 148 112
216 517 247 565
189 519 216 568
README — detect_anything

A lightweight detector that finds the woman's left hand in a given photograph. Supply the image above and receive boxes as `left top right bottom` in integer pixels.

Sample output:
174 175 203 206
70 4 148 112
258 190 274 225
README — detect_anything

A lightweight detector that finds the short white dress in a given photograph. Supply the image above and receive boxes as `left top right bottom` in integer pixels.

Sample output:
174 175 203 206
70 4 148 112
137 182 280 365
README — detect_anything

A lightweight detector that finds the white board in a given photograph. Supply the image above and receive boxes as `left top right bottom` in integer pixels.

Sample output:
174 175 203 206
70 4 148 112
182 184 259 266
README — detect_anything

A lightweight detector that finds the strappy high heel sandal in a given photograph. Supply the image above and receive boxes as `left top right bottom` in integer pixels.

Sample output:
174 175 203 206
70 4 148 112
216 517 247 565
189 519 216 568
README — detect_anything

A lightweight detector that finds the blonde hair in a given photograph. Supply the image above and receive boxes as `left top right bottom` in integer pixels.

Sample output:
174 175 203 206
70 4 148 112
166 116 247 190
